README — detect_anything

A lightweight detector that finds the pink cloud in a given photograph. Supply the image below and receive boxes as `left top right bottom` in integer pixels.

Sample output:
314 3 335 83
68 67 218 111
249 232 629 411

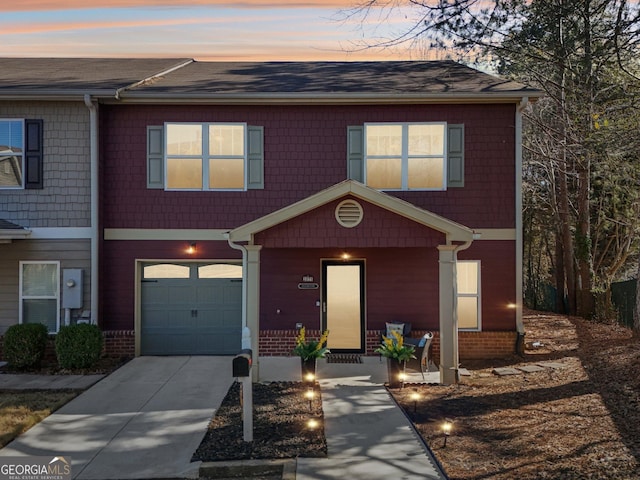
0 17 226 35
0 0 355 11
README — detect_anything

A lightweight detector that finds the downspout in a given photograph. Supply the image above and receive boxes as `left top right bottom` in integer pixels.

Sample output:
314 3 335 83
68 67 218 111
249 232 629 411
440 235 475 384
84 94 99 325
515 97 529 352
224 233 251 350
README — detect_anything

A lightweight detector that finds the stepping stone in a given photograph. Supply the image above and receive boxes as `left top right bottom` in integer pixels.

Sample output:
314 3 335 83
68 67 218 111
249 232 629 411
517 365 546 373
458 368 471 376
537 362 565 369
493 367 522 376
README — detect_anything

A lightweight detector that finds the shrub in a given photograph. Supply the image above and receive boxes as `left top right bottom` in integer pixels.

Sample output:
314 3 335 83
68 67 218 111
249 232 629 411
3 323 49 370
55 323 103 370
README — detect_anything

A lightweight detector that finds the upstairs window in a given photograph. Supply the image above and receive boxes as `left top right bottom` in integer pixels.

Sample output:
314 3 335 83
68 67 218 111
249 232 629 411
365 122 446 191
0 118 43 190
165 123 247 190
0 120 24 188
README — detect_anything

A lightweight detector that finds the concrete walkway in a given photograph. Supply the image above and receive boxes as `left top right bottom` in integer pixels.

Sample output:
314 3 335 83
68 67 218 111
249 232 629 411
0 356 233 479
262 357 446 480
0 356 446 480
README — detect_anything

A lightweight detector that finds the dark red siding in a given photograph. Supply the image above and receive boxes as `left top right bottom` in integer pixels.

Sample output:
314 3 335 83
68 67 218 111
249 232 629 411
99 103 515 231
460 240 516 331
259 247 439 332
255 197 446 248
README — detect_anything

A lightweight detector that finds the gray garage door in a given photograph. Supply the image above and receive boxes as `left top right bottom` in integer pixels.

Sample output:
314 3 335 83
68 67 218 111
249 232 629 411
141 262 242 355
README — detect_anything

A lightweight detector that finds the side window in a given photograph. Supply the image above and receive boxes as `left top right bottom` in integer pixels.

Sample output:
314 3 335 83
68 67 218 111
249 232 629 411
147 123 264 190
347 123 464 189
457 260 481 331
0 119 44 190
20 261 60 333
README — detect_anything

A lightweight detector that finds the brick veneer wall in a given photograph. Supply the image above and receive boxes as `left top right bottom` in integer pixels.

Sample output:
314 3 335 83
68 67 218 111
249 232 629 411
103 330 135 358
258 329 517 360
0 329 515 362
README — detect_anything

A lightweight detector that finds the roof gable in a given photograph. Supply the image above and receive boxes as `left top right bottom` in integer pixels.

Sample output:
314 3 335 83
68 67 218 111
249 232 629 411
229 180 475 244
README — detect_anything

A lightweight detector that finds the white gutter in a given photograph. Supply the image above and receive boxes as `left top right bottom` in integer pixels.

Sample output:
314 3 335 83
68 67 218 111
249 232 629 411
515 97 529 339
84 94 99 325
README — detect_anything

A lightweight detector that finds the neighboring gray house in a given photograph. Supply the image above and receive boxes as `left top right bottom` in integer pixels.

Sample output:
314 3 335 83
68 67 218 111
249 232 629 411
0 58 192 335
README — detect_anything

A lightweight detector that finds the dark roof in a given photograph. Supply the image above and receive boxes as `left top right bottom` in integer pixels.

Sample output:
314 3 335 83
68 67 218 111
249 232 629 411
0 58 541 102
0 219 26 229
127 60 539 99
0 58 192 97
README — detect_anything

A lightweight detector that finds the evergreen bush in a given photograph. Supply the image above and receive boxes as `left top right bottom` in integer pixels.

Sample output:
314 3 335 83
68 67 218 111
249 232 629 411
55 323 103 370
3 323 49 370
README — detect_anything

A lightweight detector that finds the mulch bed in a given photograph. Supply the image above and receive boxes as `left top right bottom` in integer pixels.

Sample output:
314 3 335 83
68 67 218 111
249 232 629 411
390 311 640 479
193 381 326 461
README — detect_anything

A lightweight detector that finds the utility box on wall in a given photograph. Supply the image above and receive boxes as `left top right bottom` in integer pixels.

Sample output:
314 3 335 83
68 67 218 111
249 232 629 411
62 269 83 309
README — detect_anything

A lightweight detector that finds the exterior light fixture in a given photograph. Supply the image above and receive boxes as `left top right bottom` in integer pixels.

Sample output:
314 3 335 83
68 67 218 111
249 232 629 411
410 390 421 413
305 388 315 410
341 253 350 260
307 418 319 430
442 419 453 447
304 372 315 383
187 242 196 254
507 303 517 309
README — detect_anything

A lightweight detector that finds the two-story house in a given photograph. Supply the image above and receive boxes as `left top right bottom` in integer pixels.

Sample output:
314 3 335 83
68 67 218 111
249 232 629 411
97 60 540 384
0 59 540 384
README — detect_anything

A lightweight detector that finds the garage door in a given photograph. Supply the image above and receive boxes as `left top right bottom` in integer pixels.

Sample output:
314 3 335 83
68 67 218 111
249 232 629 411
141 262 242 355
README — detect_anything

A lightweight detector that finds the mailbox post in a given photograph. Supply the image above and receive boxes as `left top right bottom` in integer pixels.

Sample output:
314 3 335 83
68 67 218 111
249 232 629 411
232 349 253 442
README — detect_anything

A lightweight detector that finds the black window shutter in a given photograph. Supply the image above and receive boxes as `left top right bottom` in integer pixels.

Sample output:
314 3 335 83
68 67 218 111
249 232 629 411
24 119 43 189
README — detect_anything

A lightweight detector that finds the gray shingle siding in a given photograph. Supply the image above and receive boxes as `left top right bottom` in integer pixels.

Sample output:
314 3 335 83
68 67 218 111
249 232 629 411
0 101 91 228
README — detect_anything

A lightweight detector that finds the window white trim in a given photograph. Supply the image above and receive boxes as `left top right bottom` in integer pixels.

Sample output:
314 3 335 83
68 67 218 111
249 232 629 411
164 122 248 191
363 122 447 191
19 260 60 333
457 260 481 331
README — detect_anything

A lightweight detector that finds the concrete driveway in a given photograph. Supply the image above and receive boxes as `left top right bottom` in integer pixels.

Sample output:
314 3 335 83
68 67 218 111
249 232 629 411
0 356 233 479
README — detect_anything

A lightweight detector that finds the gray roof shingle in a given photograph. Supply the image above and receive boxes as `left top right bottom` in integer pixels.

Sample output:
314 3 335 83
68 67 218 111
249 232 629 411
127 60 538 97
0 58 541 101
0 58 192 96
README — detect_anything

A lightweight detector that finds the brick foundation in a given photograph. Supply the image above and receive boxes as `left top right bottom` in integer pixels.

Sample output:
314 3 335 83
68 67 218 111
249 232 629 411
259 329 518 360
1 328 515 361
103 330 135 358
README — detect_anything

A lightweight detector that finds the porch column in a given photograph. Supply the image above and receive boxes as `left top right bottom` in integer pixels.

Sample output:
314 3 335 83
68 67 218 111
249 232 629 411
438 245 459 385
245 244 262 382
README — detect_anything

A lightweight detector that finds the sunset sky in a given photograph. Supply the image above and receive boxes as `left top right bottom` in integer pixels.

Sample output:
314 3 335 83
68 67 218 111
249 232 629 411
0 1 426 61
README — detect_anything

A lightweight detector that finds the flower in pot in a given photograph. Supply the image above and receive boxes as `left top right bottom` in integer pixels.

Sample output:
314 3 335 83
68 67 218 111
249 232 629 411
375 331 416 388
293 327 329 383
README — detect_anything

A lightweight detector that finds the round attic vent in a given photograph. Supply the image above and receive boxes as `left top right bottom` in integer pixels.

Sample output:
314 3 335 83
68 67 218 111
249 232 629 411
335 199 363 228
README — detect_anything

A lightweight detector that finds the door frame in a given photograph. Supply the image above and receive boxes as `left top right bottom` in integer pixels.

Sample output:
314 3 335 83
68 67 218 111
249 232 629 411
321 259 366 353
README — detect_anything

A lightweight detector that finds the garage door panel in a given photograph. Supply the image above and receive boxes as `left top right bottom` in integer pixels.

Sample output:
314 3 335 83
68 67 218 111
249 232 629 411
141 264 242 355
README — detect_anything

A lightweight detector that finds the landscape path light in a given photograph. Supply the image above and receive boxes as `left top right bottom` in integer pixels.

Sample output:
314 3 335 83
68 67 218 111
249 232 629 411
305 388 315 411
410 390 421 414
442 418 453 447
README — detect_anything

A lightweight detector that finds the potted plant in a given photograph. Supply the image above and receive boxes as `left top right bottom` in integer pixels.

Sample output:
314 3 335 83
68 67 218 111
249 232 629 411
293 327 329 383
375 331 416 388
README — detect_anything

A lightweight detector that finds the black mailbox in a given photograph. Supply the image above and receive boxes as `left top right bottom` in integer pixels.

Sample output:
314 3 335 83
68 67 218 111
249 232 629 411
232 349 252 377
